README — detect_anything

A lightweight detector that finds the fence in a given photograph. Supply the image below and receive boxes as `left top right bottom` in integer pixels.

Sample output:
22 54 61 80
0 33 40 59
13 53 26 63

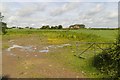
74 42 116 59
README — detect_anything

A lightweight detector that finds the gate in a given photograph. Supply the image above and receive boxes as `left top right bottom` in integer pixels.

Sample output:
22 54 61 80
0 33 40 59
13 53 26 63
74 42 116 59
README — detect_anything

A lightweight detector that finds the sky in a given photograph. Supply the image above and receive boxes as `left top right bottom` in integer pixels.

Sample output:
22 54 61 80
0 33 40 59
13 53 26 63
0 0 119 28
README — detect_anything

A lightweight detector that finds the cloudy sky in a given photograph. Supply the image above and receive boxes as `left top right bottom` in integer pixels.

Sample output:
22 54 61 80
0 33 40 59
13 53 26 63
0 0 119 28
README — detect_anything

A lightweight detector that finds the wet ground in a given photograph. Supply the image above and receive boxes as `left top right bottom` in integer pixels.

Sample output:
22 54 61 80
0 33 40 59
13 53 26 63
2 36 84 78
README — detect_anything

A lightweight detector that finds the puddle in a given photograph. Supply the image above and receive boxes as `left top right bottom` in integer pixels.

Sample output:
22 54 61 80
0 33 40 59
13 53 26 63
38 44 71 53
7 45 33 52
6 43 71 54
39 46 49 53
47 44 71 48
39 50 49 53
55 44 71 48
62 44 71 46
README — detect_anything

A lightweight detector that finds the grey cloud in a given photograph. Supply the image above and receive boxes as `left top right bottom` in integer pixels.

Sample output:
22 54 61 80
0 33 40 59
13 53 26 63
16 3 46 17
86 4 104 16
107 12 118 19
1 3 14 22
50 2 80 16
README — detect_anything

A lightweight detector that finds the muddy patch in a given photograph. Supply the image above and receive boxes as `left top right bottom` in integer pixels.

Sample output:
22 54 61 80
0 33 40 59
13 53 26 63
8 40 15 44
39 44 71 53
7 45 33 52
6 44 71 56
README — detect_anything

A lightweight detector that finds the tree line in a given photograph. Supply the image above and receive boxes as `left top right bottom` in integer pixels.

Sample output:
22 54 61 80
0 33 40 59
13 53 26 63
7 25 63 30
40 25 62 29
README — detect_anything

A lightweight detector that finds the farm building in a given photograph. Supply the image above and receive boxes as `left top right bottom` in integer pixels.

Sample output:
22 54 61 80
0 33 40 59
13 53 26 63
69 24 85 29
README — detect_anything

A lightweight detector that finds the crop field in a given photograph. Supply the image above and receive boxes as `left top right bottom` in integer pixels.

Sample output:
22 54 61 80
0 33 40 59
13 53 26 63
2 29 118 78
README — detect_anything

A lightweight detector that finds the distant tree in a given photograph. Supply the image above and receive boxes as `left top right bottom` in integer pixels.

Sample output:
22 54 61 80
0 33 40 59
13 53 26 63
29 27 34 29
41 25 50 29
51 26 55 29
11 26 16 28
18 27 23 29
25 26 29 28
58 25 63 29
46 25 50 29
41 25 63 29
55 26 58 29
41 26 45 29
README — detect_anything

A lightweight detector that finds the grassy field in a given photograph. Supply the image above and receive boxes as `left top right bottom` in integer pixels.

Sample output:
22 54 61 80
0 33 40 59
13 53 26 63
2 29 118 78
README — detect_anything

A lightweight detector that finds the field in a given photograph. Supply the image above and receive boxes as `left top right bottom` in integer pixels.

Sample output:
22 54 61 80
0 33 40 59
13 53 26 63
2 29 118 78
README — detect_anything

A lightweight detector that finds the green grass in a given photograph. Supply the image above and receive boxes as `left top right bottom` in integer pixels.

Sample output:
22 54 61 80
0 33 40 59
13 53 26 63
71 29 118 42
2 29 118 78
45 44 109 78
5 29 118 42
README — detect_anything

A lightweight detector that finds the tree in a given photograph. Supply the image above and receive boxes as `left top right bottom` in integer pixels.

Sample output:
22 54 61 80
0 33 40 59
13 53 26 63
41 25 50 29
25 26 29 28
51 26 55 29
18 27 23 29
11 26 16 29
54 26 58 29
46 25 50 29
0 22 7 34
58 25 63 29
30 27 33 29
0 12 7 34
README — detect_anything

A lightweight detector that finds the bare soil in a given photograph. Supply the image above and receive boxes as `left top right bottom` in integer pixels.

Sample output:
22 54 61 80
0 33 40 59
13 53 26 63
2 36 84 78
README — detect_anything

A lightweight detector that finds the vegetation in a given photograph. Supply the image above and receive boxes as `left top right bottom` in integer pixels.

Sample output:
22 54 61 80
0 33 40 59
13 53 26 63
93 29 120 78
41 25 50 29
0 22 7 34
41 25 63 29
89 28 119 30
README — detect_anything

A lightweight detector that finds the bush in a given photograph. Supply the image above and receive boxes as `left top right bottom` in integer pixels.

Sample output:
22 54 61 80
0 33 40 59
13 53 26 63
93 36 120 78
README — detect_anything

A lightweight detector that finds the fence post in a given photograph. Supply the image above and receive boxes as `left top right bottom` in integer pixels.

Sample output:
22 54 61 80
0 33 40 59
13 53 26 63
75 42 79 56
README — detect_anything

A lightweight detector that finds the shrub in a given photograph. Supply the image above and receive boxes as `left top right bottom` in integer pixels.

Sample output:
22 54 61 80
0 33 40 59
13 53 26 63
93 33 120 78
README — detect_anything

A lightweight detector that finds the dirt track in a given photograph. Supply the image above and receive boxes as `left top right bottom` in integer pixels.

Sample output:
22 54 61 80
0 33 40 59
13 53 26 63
2 37 84 78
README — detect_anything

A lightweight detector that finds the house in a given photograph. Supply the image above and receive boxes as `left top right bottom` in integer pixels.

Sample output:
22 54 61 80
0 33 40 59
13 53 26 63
69 24 85 29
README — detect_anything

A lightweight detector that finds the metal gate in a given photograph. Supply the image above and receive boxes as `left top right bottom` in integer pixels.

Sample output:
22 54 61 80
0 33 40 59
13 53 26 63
73 42 116 59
